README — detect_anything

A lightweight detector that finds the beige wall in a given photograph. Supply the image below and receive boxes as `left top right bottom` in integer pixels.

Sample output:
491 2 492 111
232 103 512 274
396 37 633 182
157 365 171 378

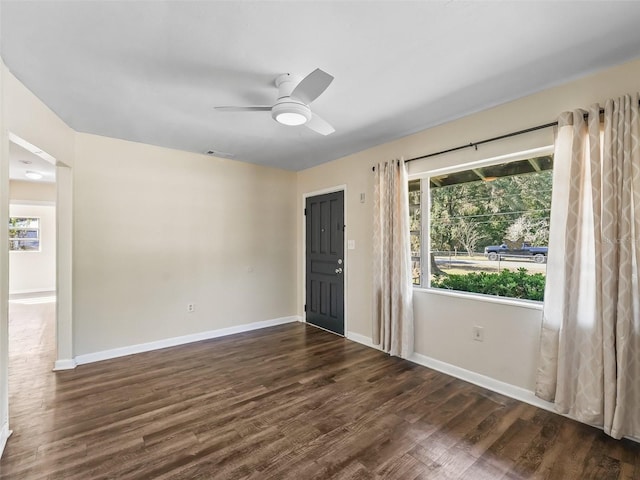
73 133 297 355
9 204 56 294
297 56 640 391
9 180 56 204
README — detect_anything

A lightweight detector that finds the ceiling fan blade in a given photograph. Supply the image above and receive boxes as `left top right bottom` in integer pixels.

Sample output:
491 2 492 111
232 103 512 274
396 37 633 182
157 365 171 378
291 68 334 104
306 113 335 136
214 106 272 112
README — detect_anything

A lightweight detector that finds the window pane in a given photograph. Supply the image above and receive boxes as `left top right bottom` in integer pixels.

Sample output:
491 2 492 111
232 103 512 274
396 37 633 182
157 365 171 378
9 228 38 239
10 217 39 228
9 239 40 251
410 233 421 285
408 179 422 286
427 155 552 301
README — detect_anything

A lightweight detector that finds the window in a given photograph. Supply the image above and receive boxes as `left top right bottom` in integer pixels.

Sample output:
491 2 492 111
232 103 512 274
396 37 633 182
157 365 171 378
410 154 553 301
9 217 41 251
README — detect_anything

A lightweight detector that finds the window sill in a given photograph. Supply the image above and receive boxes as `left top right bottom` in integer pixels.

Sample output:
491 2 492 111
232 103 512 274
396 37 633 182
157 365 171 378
413 286 544 310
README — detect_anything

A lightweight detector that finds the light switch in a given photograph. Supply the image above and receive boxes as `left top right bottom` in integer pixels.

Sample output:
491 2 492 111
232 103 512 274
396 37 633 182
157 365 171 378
348 240 356 250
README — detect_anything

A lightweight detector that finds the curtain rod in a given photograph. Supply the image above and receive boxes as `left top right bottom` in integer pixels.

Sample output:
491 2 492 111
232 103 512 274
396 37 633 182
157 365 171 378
373 101 640 172
405 121 559 164
372 120 557 172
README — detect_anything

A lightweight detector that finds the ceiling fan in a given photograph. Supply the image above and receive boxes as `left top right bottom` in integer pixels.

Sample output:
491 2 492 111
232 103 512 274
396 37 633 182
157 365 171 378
215 68 335 135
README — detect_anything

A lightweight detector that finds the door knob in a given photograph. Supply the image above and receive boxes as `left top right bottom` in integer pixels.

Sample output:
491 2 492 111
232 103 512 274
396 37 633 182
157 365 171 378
335 267 343 274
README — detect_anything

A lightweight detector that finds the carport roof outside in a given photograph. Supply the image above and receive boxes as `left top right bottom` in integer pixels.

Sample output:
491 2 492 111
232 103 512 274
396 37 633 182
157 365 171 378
415 155 554 189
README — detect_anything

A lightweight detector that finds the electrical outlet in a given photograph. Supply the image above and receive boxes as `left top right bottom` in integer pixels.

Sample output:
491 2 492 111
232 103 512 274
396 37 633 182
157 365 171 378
472 325 484 342
187 303 195 313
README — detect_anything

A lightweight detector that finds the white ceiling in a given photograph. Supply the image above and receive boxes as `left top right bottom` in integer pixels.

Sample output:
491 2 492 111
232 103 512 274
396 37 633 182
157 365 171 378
9 141 56 184
3 1 640 171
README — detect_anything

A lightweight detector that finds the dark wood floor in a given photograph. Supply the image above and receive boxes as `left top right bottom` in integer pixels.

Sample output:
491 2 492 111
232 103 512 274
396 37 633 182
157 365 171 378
1 301 639 479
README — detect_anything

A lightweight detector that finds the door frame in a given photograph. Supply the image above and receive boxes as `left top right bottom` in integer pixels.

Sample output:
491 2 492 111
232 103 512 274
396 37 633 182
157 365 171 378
302 185 347 336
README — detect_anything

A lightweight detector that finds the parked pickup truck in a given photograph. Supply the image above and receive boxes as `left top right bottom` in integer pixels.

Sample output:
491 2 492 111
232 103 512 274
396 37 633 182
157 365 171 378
484 243 548 264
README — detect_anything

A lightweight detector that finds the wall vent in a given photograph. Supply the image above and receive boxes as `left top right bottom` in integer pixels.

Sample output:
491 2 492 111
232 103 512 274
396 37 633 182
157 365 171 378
205 149 235 158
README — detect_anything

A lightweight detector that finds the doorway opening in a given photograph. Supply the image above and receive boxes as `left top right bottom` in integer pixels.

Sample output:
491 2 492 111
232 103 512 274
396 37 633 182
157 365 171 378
7 136 59 395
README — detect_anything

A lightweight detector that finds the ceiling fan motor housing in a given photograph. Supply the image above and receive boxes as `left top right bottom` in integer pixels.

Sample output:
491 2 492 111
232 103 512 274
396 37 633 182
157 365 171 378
275 73 301 97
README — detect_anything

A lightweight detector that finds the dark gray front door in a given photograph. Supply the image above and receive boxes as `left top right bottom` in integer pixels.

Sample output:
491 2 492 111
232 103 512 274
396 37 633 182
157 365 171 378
305 191 344 335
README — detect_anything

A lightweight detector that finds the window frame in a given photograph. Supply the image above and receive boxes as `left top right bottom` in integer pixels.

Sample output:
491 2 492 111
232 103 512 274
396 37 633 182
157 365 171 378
409 146 554 305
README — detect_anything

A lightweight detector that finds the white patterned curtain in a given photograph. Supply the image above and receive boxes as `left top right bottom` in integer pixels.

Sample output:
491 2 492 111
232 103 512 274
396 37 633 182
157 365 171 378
536 94 640 439
372 159 414 358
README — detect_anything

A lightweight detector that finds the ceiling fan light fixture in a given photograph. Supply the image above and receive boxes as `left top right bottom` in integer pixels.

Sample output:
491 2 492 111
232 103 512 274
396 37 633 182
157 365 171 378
275 111 307 126
272 101 311 126
25 170 43 180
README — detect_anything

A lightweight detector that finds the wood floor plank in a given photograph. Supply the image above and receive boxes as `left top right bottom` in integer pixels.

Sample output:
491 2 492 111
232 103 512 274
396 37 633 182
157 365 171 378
2 300 640 479
501 413 563 479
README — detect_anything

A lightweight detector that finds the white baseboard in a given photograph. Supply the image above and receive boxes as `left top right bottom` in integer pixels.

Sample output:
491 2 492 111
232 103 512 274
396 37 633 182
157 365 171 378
345 332 554 412
9 296 57 305
0 422 12 458
346 331 382 350
408 352 556 412
74 316 301 366
9 288 56 296
53 358 77 371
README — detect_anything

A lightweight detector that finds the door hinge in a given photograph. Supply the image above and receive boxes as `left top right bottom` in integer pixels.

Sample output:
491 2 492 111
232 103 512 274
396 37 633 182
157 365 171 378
304 304 307 312
304 208 307 216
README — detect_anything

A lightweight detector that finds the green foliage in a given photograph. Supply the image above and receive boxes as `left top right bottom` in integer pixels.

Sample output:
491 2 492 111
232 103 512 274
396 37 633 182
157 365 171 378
430 170 553 252
430 268 546 301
